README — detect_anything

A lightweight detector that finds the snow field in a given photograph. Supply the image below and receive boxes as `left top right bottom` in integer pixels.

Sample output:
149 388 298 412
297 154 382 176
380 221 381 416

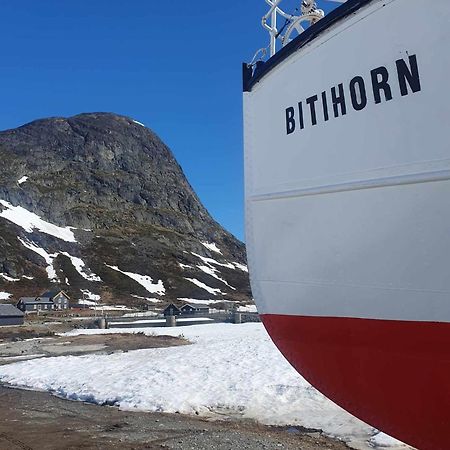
0 323 409 450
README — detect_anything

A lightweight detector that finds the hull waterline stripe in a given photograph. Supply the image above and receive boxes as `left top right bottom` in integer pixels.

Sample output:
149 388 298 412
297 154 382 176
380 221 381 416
249 168 450 202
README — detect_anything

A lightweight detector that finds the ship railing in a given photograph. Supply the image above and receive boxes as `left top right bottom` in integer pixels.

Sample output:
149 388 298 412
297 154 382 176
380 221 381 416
254 0 347 64
260 0 324 59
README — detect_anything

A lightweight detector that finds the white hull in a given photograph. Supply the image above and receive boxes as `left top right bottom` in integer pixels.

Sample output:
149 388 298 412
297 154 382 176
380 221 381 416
244 0 450 322
243 1 450 448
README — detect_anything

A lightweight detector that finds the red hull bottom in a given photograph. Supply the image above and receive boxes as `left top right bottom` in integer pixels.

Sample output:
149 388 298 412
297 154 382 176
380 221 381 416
261 314 450 450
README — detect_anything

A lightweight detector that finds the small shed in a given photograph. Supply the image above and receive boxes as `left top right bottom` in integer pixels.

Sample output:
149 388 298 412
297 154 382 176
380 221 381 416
180 304 210 315
163 304 181 316
38 290 70 310
0 304 24 326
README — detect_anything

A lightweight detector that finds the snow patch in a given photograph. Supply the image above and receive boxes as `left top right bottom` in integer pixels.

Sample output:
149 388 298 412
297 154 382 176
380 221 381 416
133 119 145 127
0 292 11 300
190 253 239 292
130 295 163 304
77 299 97 306
369 432 406 448
184 278 223 296
17 176 28 185
122 311 158 318
191 253 247 273
177 298 225 305
18 238 58 282
178 263 193 270
233 262 248 272
80 289 101 302
22 275 34 280
201 242 222 254
17 239 101 284
90 305 133 311
0 200 77 242
0 273 20 282
191 252 235 270
106 265 165 296
60 253 102 282
196 265 235 290
237 305 257 313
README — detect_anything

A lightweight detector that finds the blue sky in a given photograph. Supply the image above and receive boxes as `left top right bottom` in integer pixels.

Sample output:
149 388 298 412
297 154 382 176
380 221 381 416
1 1 338 241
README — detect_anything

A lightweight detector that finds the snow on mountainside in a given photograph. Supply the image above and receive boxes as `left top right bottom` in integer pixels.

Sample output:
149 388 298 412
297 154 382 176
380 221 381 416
0 113 251 308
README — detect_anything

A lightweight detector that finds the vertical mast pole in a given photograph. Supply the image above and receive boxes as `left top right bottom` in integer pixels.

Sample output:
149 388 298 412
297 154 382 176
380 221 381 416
270 5 277 56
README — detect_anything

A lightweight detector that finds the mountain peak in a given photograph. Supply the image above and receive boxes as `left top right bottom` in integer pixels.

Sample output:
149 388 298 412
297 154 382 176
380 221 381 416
0 113 251 308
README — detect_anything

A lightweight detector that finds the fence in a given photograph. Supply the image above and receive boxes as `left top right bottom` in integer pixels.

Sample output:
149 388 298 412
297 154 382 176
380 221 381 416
105 311 260 329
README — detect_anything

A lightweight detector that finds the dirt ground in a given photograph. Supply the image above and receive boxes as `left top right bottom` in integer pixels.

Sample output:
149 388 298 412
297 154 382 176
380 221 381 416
0 318 94 342
0 333 188 363
0 387 350 450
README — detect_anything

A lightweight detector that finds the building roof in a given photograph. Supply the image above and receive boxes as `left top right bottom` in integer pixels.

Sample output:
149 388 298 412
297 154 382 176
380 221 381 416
0 304 24 317
18 297 36 302
39 290 59 299
39 290 70 301
163 303 181 311
19 297 54 304
181 304 209 310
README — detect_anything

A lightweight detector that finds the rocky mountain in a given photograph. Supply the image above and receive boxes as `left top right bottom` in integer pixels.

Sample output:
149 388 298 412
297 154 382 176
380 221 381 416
0 113 252 309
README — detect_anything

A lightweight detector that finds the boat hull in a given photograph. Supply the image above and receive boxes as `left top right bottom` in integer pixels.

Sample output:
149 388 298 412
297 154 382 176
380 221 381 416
243 0 450 448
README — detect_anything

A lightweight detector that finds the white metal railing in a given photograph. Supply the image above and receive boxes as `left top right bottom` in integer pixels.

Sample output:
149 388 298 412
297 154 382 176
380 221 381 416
251 0 348 65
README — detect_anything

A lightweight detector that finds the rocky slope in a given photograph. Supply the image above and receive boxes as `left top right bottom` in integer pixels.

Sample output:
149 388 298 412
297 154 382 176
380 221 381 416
0 113 251 309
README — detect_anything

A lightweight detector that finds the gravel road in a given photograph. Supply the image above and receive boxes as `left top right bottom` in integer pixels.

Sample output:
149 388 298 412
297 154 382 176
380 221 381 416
0 386 350 450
